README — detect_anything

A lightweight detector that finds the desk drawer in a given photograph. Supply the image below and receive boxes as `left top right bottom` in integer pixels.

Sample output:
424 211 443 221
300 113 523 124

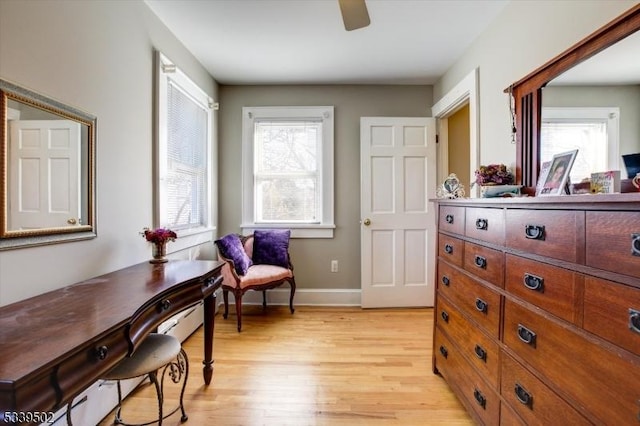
503 298 640 425
501 353 590 426
463 241 504 287
505 209 584 263
439 205 465 235
436 295 500 389
505 254 578 324
56 328 129 405
465 207 505 245
584 276 640 355
438 234 463 267
586 211 640 279
436 264 501 339
434 329 500 426
129 284 202 349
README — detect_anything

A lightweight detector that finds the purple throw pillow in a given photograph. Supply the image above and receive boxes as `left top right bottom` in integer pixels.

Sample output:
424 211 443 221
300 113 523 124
252 229 291 268
215 234 252 275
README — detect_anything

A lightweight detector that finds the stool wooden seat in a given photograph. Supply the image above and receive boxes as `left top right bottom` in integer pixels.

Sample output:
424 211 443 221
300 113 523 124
102 333 189 426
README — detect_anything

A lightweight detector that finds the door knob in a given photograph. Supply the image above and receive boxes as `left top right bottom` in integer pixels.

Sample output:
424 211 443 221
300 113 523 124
67 218 77 225
363 218 371 226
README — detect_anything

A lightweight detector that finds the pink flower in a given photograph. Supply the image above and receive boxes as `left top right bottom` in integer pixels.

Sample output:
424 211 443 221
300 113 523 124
141 227 177 244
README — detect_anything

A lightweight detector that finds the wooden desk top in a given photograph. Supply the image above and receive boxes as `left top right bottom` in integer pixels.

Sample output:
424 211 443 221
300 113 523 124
0 259 223 415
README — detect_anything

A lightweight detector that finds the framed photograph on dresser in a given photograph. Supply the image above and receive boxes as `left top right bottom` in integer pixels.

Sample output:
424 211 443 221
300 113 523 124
539 149 578 196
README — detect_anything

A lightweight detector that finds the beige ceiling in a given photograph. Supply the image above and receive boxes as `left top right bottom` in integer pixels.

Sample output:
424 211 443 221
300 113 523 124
145 0 509 85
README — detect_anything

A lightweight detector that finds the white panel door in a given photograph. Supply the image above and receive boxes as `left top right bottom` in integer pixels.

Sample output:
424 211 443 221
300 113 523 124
9 119 81 230
361 117 436 308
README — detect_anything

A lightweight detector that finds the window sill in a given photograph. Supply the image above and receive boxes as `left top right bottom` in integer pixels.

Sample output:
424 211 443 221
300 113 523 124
167 226 216 254
240 223 335 238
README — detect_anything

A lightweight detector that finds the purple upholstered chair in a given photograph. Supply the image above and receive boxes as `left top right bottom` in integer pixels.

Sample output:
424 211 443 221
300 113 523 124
214 230 296 331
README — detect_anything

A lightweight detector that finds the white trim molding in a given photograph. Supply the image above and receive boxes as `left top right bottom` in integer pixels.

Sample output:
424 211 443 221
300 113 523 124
432 68 480 197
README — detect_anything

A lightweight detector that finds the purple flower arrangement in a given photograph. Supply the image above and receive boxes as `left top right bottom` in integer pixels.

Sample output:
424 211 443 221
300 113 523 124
474 164 514 185
141 227 177 244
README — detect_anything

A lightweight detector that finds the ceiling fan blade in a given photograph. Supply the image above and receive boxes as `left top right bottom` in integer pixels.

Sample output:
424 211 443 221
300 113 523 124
338 0 370 31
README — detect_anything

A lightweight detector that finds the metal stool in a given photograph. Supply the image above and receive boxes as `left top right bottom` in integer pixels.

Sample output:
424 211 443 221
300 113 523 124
102 333 189 426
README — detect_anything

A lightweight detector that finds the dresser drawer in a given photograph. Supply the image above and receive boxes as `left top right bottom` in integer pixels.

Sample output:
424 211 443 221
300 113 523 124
436 295 500 389
584 276 640 355
586 211 640 279
505 209 584 263
465 207 505 245
503 298 640 425
439 205 465 235
463 241 504 287
438 234 464 267
437 264 501 339
500 403 526 426
505 254 578 324
434 329 500 426
501 353 590 426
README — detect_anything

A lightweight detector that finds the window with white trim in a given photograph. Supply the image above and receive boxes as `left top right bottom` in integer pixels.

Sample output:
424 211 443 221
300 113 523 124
242 106 334 238
156 52 213 234
541 107 619 183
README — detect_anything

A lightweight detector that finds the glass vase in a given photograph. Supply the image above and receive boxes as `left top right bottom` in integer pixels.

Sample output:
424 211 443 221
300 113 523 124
150 241 168 264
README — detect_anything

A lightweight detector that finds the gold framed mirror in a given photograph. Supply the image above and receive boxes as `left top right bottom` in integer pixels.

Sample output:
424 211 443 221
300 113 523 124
0 78 96 250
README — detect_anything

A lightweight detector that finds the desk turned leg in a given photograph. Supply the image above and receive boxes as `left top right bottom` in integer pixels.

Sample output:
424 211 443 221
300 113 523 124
203 292 215 385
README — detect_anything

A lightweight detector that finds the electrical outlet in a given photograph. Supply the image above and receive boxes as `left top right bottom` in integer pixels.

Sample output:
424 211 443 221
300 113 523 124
331 260 338 273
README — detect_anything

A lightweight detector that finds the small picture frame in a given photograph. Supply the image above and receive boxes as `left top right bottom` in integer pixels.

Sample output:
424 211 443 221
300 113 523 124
539 149 578 196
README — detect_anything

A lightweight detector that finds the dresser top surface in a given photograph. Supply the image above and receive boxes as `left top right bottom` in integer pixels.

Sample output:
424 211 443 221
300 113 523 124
433 193 640 209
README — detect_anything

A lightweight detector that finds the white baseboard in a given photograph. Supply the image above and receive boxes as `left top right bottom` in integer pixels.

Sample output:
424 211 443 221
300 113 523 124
215 288 362 307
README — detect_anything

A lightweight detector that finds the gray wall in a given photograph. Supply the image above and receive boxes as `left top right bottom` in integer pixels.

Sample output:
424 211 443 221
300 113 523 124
434 0 639 170
0 0 218 305
218 85 432 291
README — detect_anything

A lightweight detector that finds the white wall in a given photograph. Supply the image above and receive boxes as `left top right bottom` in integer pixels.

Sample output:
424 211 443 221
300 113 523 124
0 0 218 305
434 0 639 169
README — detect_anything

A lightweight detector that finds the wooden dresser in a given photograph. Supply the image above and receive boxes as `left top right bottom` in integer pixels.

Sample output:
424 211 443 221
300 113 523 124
433 195 640 425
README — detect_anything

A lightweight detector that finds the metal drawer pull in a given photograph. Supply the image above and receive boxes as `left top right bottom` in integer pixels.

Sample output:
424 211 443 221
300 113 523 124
476 218 488 230
632 233 640 257
441 276 450 287
474 255 487 269
439 345 448 358
441 310 449 323
444 244 454 254
515 383 533 408
629 309 640 334
95 345 109 361
525 224 545 240
523 273 544 292
158 299 172 312
445 214 454 224
473 388 486 409
517 324 537 347
475 298 488 314
474 344 487 362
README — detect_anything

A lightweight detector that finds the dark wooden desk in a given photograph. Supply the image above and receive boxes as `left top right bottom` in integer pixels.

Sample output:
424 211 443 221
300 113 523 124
0 259 224 421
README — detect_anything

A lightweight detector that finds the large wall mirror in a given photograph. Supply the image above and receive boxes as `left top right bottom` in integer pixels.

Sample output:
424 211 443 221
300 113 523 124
509 4 640 191
0 79 96 250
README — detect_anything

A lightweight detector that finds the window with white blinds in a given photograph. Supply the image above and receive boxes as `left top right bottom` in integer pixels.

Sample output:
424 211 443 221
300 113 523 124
242 106 335 238
157 52 213 232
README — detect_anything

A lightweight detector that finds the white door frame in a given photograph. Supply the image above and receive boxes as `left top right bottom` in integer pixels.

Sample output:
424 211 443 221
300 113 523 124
432 68 480 197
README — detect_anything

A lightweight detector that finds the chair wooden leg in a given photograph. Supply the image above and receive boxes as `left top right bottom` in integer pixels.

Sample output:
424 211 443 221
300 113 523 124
234 289 243 332
262 290 267 309
222 289 229 319
289 277 296 314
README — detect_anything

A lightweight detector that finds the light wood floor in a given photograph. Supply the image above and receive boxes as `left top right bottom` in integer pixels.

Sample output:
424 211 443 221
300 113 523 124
98 306 472 425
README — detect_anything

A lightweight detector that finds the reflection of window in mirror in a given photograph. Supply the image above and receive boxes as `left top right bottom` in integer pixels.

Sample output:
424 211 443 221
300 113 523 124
541 107 619 183
156 52 213 231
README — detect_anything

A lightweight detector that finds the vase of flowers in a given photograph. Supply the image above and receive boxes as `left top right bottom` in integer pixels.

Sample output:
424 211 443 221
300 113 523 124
474 164 521 198
141 227 177 264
